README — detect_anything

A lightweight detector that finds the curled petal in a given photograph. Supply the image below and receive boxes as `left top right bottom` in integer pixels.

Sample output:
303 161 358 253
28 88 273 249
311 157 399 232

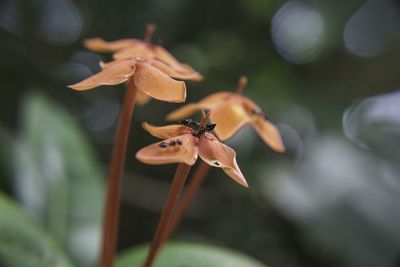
198 133 248 187
136 90 152 105
166 103 201 121
146 59 203 81
253 119 285 152
68 59 136 90
84 38 140 53
136 134 198 166
210 103 251 141
142 122 193 139
133 62 186 103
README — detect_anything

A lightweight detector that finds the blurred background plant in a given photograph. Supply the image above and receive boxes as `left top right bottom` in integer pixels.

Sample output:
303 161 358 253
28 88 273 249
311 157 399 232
1 0 400 267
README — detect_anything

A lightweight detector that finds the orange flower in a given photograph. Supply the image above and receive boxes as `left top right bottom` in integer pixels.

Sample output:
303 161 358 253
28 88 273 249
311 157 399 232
84 25 203 82
166 77 285 152
136 119 248 187
68 58 187 103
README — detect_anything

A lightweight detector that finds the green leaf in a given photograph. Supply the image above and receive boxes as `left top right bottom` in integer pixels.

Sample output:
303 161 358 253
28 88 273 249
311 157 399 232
14 93 104 267
0 192 74 267
117 242 268 267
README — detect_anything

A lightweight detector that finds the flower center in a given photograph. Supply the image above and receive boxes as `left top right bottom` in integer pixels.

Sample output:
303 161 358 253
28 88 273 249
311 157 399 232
179 119 216 137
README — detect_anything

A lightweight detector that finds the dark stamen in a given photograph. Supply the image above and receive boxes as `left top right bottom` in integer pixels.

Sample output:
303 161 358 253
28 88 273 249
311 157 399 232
159 142 168 148
169 140 177 146
206 122 216 132
176 139 182 145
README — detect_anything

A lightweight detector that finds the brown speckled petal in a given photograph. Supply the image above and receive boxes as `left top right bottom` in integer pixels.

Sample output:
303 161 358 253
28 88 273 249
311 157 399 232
136 134 198 166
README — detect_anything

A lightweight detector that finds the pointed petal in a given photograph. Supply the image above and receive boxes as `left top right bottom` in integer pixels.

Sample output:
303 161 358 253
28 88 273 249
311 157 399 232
142 122 193 139
166 103 201 121
113 45 154 60
197 92 233 109
68 59 136 90
210 103 251 141
198 133 248 187
83 38 140 53
133 62 186 103
241 97 286 152
136 90 152 105
136 134 199 165
146 59 203 81
253 119 285 152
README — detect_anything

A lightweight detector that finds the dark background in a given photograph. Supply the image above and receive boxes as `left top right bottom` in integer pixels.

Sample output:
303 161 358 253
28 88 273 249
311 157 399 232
1 0 400 267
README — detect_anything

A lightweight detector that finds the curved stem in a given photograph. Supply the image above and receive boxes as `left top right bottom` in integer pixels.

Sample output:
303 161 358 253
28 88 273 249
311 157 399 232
162 160 210 244
99 78 138 267
143 163 192 267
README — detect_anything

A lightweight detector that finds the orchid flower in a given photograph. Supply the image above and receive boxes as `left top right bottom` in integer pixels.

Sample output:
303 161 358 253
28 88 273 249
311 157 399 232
136 119 248 187
69 57 188 103
166 76 285 152
84 24 203 82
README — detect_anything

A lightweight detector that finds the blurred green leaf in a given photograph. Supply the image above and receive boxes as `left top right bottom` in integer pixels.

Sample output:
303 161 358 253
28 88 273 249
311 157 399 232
0 192 74 267
14 93 104 267
117 242 267 267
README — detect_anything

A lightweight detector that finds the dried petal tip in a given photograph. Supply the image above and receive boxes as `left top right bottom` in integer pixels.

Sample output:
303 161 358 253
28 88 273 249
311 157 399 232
198 133 249 188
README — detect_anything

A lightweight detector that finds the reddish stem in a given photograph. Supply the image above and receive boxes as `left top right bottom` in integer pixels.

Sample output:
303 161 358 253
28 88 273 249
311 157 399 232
162 160 210 244
144 24 156 43
99 78 138 267
143 163 192 267
236 76 248 95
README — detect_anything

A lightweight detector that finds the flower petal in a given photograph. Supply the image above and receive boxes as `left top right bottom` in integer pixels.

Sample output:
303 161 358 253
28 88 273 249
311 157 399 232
210 102 251 141
136 134 199 166
136 90 152 105
198 133 248 187
133 62 186 103
241 97 286 152
153 46 185 71
84 38 141 53
68 59 136 90
113 45 154 60
252 119 285 152
197 92 233 109
146 59 203 81
142 122 193 139
166 103 201 121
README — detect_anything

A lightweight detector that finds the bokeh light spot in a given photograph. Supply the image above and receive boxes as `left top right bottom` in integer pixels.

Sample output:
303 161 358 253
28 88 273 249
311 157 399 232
271 1 325 64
